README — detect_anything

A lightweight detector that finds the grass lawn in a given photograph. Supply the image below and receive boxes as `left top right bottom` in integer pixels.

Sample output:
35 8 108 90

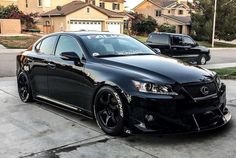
210 67 236 79
132 35 236 48
0 36 41 49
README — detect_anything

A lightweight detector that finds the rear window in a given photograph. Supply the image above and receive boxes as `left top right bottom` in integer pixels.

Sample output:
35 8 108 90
147 34 169 45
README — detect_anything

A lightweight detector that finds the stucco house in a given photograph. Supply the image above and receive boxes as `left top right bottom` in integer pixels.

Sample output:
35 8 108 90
133 0 191 34
40 1 124 33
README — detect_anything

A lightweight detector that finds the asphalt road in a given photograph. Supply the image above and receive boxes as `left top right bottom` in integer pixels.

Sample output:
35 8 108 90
0 48 236 77
0 77 235 158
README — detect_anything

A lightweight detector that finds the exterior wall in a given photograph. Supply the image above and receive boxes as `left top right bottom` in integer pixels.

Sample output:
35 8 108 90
94 0 124 12
16 0 75 14
39 16 66 33
0 19 21 34
0 0 18 6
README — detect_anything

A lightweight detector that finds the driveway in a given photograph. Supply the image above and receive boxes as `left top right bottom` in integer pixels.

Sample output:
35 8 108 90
0 77 236 158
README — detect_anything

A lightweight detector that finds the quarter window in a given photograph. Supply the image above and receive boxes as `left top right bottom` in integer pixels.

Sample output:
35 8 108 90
38 36 57 55
55 36 83 58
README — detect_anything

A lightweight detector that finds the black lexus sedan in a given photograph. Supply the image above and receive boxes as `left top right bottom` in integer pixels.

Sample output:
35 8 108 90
16 32 231 136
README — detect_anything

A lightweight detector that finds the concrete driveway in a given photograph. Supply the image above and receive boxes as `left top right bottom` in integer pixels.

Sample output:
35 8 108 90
0 77 235 158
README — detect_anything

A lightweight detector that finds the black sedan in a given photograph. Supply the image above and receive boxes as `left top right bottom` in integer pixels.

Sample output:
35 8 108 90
17 32 231 136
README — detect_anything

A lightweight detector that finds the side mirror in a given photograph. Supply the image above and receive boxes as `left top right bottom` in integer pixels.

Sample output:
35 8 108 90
153 48 161 54
60 52 80 61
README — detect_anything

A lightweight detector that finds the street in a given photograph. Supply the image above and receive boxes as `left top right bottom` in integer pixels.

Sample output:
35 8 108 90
0 48 236 77
0 77 235 158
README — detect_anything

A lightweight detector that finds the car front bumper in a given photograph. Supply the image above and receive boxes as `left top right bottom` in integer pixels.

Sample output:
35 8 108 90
128 83 231 133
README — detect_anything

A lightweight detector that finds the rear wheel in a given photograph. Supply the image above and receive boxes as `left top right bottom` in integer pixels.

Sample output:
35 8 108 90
17 72 33 103
94 86 126 136
197 55 207 65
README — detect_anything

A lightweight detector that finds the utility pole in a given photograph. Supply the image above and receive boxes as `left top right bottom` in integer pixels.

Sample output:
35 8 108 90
212 0 217 48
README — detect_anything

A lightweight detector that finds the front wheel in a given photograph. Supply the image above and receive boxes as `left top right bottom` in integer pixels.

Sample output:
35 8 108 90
197 54 207 65
17 72 33 103
94 86 126 136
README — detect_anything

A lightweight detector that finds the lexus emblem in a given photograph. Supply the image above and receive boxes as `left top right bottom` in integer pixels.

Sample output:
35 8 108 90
200 86 209 95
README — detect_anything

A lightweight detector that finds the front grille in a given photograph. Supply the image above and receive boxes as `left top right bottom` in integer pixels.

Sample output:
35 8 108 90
183 82 217 98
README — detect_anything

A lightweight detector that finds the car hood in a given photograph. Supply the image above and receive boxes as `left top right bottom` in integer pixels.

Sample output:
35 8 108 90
100 55 214 84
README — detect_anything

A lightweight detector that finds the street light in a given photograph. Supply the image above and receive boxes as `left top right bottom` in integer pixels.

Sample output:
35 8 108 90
212 0 217 48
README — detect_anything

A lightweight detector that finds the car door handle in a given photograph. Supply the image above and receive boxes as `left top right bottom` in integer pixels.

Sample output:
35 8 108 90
48 62 56 69
172 48 177 50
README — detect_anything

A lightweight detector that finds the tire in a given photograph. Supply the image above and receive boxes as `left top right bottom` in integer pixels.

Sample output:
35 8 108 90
197 54 207 65
17 72 33 103
94 86 126 136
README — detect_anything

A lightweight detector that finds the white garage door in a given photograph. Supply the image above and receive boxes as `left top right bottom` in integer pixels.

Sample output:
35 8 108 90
70 21 102 31
108 22 121 34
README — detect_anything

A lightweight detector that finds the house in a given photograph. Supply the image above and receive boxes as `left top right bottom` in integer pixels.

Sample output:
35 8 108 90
0 0 125 14
40 1 124 33
133 0 191 34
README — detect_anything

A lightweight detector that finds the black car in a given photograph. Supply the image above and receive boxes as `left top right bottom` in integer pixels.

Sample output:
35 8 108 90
146 32 211 65
17 32 231 136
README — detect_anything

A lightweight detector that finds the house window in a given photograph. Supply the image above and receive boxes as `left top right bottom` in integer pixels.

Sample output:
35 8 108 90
156 10 161 17
92 0 95 5
25 0 28 8
112 3 120 10
38 0 43 7
179 10 183 15
168 10 170 14
87 7 90 13
99 2 105 8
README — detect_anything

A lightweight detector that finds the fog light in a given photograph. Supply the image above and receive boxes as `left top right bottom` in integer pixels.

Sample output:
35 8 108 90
145 114 154 122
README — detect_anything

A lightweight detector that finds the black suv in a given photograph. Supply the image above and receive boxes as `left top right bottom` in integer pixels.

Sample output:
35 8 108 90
146 32 211 65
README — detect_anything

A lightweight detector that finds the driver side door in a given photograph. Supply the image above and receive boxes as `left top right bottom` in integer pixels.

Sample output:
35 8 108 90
47 35 91 111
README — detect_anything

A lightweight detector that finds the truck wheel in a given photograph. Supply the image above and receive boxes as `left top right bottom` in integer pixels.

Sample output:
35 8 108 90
197 55 207 65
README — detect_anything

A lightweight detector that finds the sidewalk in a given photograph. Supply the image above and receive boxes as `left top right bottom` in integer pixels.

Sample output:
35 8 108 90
203 63 236 69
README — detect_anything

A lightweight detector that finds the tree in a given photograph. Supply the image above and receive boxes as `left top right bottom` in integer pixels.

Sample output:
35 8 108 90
191 0 236 41
130 13 158 35
159 23 176 33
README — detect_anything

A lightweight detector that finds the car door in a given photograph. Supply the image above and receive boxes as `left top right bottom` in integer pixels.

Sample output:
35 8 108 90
47 35 92 111
30 35 58 97
170 35 185 58
182 36 199 58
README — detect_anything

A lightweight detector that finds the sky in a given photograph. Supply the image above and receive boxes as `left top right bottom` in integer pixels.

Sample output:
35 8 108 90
125 0 144 10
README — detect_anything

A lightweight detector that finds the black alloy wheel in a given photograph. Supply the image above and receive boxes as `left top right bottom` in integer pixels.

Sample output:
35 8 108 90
17 72 32 103
94 86 125 136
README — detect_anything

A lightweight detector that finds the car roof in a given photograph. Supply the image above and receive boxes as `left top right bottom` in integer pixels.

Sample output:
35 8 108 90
150 32 189 37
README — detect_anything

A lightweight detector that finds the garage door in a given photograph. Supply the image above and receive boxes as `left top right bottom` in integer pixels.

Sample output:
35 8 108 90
70 20 102 31
108 22 121 34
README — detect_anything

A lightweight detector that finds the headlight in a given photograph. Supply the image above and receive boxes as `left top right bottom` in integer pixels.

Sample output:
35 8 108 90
133 81 178 96
216 75 221 89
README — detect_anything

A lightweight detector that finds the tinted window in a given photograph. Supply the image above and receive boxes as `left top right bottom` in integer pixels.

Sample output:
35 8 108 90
172 36 183 45
55 35 83 58
80 34 155 57
183 36 195 45
147 34 169 45
39 36 57 55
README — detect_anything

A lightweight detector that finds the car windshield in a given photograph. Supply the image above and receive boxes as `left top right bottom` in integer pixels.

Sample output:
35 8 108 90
80 34 156 57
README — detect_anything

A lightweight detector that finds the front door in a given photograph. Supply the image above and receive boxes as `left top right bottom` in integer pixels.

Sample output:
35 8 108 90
30 35 58 97
47 35 91 111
